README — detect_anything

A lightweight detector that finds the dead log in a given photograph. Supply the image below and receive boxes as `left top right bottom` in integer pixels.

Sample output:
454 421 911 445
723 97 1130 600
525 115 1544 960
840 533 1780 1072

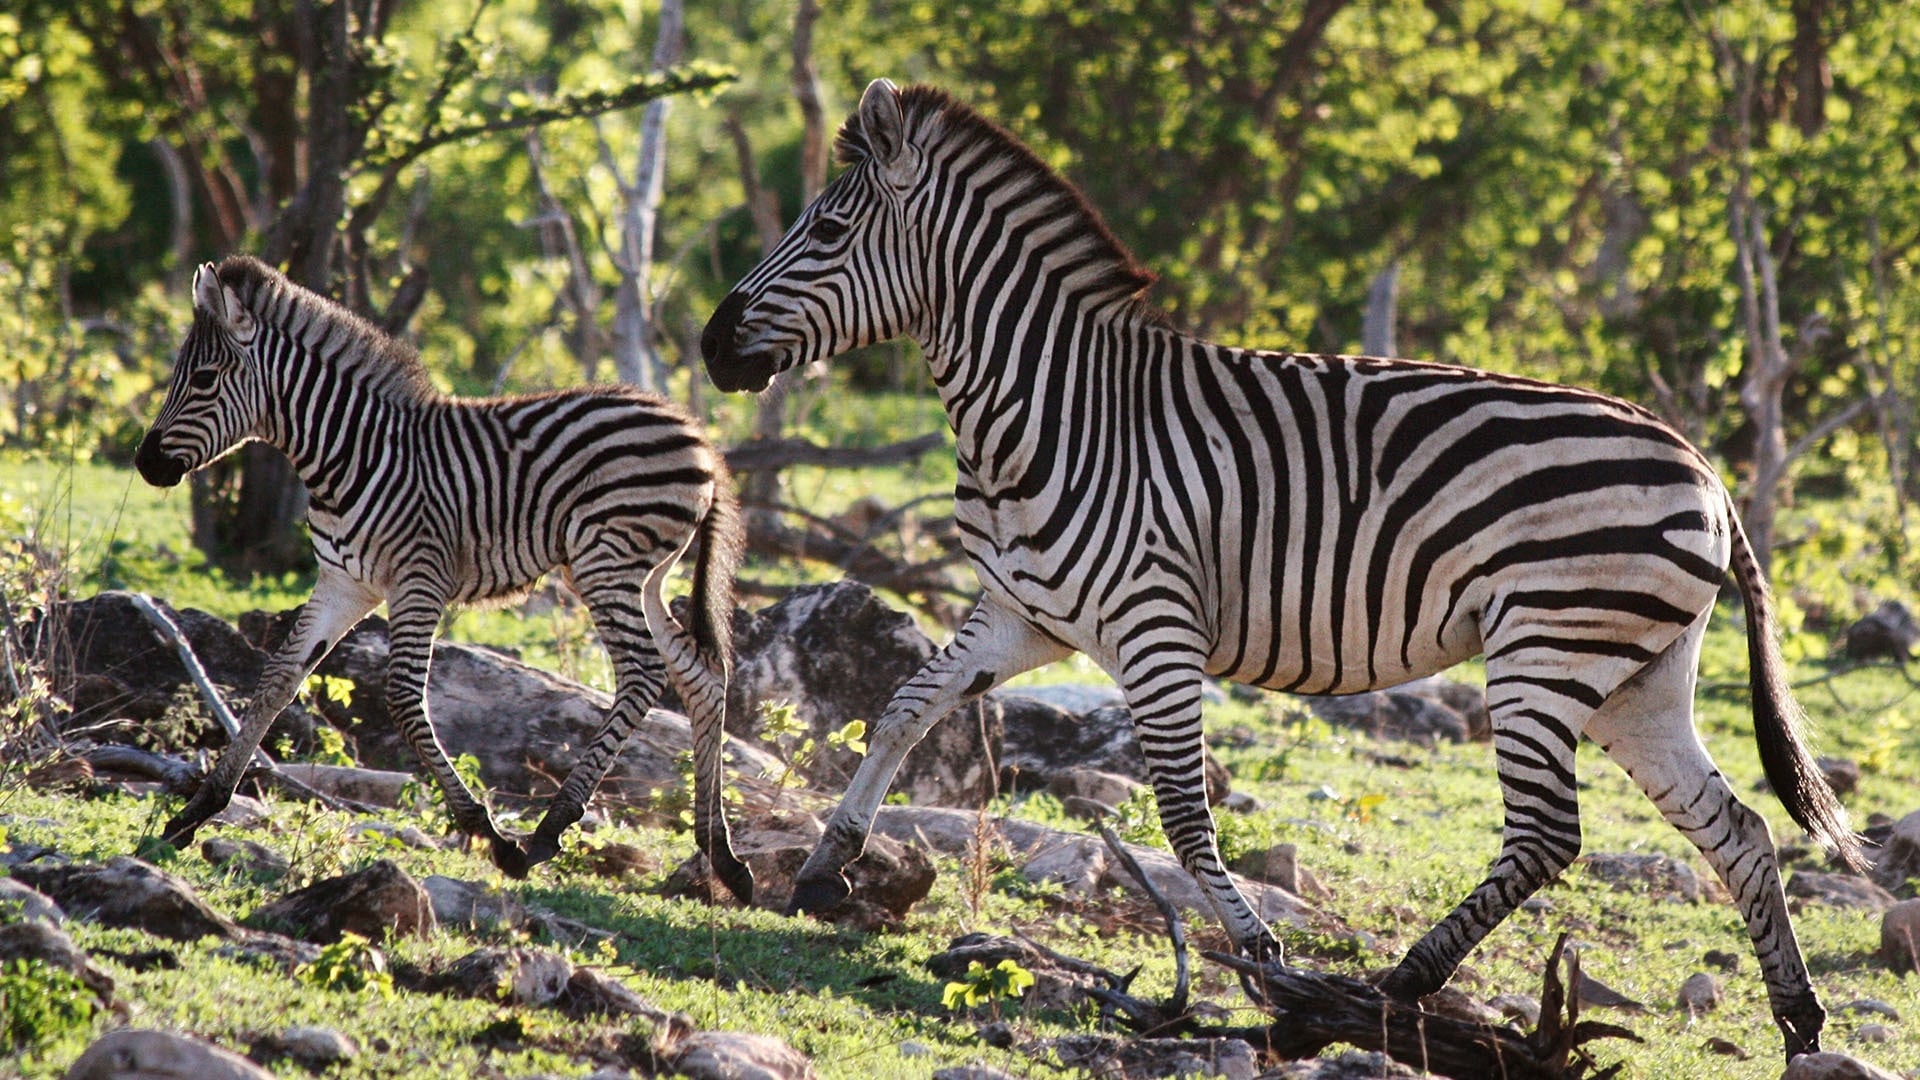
1211 934 1638 1080
722 432 945 474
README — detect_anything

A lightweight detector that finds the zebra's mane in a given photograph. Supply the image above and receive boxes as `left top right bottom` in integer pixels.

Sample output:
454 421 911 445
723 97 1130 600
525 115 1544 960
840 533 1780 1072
212 256 438 403
836 86 1166 320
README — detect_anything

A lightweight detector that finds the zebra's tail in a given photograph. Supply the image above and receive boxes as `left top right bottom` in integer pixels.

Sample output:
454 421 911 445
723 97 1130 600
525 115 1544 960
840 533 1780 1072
1729 504 1868 874
689 461 744 679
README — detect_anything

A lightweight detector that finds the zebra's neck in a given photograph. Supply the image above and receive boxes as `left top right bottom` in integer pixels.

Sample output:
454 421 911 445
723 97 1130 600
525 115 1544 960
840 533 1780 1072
254 330 414 515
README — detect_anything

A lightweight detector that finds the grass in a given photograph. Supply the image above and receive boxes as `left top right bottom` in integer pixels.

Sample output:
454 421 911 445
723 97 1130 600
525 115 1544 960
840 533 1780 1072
4 447 1919 1077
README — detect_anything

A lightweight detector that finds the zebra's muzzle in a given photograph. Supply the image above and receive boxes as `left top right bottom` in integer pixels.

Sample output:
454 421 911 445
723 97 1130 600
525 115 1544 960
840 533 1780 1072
700 291 777 394
134 432 188 488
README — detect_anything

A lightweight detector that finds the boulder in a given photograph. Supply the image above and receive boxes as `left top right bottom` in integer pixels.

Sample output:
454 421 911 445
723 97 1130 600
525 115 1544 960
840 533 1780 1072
200 838 289 880
1677 972 1722 1015
434 946 574 1006
669 1031 816 1080
1869 809 1920 893
1263 1052 1427 1079
1786 872 1899 912
1880 898 1920 974
243 607 779 802
0 877 65 923
998 698 1230 804
13 857 238 941
726 582 1002 807
1840 600 1920 662
249 859 434 943
1579 852 1706 902
420 875 527 934
1779 1050 1905 1080
0 919 114 1005
276 764 411 808
1295 676 1488 745
64 1029 275 1080
250 1026 359 1067
1039 1034 1260 1080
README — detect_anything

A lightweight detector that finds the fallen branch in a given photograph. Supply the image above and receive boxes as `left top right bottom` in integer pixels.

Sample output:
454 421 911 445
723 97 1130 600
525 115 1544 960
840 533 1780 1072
1210 932 1638 1079
124 593 377 815
1094 822 1191 1028
723 432 945 474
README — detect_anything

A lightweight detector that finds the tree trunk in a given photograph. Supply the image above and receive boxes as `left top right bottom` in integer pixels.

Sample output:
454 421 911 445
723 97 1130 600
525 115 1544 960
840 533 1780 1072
1360 260 1398 357
609 0 684 393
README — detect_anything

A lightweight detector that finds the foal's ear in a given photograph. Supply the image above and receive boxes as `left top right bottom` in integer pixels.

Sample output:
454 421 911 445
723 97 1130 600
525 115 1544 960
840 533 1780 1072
191 263 257 343
858 78 910 183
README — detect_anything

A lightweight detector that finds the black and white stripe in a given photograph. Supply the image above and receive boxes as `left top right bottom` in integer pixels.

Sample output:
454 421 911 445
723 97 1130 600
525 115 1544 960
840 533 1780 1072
701 80 1861 1058
137 257 751 901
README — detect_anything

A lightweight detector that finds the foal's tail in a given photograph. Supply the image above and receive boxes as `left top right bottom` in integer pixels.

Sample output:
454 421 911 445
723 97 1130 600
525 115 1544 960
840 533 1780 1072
1728 503 1867 873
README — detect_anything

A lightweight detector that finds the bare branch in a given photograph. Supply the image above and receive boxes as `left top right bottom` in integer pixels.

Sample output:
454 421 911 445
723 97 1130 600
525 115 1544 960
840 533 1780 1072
722 432 946 474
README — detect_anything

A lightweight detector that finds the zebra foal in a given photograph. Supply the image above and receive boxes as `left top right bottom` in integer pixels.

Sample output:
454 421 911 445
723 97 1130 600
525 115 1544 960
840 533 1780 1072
700 80 1863 1058
135 257 752 901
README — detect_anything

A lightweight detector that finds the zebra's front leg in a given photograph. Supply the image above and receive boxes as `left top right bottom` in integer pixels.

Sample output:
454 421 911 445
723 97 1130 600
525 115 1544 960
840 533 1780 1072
1121 657 1279 961
385 584 525 875
789 598 1069 917
163 574 380 848
1379 693 1584 1002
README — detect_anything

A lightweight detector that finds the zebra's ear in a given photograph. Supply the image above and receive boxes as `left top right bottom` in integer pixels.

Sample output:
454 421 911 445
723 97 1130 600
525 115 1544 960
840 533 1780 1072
192 264 257 343
858 78 908 179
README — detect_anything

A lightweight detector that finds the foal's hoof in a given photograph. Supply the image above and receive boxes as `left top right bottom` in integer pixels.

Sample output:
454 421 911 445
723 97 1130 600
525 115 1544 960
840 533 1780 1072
785 871 851 917
489 833 533 880
519 832 561 871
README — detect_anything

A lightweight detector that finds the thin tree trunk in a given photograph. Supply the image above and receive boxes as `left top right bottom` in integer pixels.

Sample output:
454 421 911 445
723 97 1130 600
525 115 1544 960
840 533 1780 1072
1360 260 1398 357
609 0 684 392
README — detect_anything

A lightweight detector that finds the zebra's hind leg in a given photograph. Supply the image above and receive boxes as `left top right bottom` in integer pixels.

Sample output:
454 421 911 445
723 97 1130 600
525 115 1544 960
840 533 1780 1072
385 583 525 874
1584 614 1824 1060
518 560 671 878
790 597 1069 917
1378 669 1586 1002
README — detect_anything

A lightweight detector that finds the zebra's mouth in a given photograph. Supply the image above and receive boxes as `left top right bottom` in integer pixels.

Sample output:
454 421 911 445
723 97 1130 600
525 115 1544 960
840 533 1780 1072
700 291 780 394
134 432 189 488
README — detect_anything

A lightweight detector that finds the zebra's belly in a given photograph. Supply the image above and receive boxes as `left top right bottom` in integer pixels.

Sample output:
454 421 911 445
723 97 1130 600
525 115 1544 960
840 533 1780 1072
1210 615 1485 696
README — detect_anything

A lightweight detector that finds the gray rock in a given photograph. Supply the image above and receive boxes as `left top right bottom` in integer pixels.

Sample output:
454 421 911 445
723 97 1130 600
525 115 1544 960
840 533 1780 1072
282 765 413 808
0 919 114 1004
933 1065 1023 1080
1000 683 1124 715
1042 767 1144 817
558 967 685 1026
1880 898 1920 974
1837 998 1902 1021
1295 676 1488 745
1677 971 1721 1015
13 856 238 941
926 933 1102 1011
1263 1052 1427 1079
1817 756 1862 799
1869 809 1920 892
1841 600 1920 662
1780 1050 1905 1080
999 700 1229 804
1230 843 1331 900
206 794 272 828
669 1031 816 1080
436 946 574 1006
420 875 526 933
1852 1023 1895 1044
1489 992 1541 1026
727 582 1002 808
1580 852 1704 902
1040 1034 1260 1080
1021 837 1108 894
250 859 434 943
256 1025 358 1066
201 837 289 879
1787 871 1899 912
64 1029 274 1080
0 877 65 923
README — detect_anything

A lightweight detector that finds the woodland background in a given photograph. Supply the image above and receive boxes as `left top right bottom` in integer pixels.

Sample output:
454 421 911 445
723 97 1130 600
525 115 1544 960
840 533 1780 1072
1 0 1917 622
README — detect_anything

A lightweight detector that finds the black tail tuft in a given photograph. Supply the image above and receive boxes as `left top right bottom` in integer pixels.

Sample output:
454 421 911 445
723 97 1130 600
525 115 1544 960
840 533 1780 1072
1731 510 1868 873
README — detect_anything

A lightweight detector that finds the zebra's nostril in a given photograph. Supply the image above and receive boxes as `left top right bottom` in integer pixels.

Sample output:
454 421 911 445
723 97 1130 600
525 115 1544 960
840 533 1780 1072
701 291 750 364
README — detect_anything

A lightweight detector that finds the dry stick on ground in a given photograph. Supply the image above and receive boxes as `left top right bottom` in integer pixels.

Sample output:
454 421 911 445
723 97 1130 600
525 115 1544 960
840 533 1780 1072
1088 822 1194 1033
1206 932 1639 1079
124 593 376 816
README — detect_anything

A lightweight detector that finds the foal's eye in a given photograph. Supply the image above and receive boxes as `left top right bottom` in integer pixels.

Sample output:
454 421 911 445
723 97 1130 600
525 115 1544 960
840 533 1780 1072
188 369 218 391
807 216 850 245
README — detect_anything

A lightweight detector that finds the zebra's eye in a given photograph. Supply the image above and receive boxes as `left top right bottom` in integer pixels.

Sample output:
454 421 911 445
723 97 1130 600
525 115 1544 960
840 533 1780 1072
807 216 850 245
188 369 218 391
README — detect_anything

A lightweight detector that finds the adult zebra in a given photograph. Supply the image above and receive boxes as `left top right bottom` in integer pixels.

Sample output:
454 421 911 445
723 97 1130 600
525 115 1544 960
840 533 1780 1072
136 257 752 902
701 80 1863 1058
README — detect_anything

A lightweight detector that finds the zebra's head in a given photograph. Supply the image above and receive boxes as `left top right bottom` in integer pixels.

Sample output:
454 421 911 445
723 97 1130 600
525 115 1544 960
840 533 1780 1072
135 262 265 488
702 78 926 393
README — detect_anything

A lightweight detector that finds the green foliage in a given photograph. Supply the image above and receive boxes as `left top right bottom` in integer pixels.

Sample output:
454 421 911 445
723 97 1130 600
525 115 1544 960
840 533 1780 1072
296 932 395 1000
939 958 1034 1014
0 958 95 1053
757 700 867 791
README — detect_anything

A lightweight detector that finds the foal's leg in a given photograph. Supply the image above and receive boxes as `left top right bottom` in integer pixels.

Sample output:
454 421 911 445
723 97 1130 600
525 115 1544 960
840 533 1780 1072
790 597 1069 915
517 555 671 876
384 580 522 872
164 571 380 846
1584 614 1825 1060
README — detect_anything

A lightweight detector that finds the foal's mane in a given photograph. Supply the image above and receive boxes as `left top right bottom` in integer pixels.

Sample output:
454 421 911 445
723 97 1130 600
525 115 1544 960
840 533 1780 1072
213 255 438 403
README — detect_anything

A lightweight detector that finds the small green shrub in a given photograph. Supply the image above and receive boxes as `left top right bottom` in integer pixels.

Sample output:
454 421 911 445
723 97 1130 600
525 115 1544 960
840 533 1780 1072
0 958 95 1051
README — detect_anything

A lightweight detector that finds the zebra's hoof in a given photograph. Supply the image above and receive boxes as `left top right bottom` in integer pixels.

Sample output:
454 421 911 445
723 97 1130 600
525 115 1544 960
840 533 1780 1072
520 833 561 870
785 872 851 917
710 850 755 907
489 834 532 880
